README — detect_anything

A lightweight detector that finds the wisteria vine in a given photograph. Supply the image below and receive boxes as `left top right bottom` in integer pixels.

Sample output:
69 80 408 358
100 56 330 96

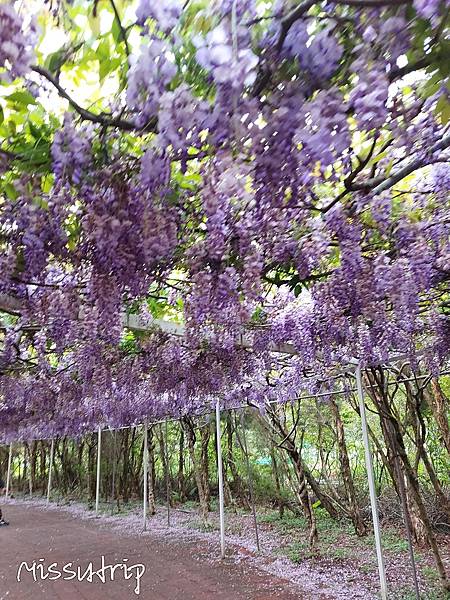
0 0 449 442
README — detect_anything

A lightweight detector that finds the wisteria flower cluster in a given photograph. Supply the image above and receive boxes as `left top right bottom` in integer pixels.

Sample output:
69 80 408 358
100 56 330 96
0 3 35 81
0 0 449 446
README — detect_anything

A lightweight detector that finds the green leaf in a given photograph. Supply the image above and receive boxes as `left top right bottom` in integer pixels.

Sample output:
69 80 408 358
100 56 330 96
46 50 65 73
294 284 303 297
3 183 18 200
436 93 450 124
0 105 3 126
6 90 37 107
88 13 100 37
28 121 44 140
97 38 110 60
111 17 122 45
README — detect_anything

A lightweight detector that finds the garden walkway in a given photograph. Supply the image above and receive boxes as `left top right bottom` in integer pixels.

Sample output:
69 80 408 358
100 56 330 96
0 503 322 600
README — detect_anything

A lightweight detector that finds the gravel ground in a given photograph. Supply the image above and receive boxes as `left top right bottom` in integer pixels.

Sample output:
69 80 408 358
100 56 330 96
2 496 449 599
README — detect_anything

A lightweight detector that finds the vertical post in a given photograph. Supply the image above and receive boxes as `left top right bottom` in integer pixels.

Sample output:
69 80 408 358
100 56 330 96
165 419 171 527
215 400 226 559
28 443 33 498
5 442 12 499
95 426 102 517
355 365 387 600
394 458 421 599
239 410 260 552
143 421 148 531
111 430 117 516
47 439 55 503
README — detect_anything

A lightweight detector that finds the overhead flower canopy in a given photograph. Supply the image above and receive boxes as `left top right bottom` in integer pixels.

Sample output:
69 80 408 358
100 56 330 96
0 0 448 441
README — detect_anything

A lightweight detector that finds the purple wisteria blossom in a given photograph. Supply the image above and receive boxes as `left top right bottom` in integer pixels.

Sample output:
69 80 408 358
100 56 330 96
127 38 177 127
0 3 35 81
414 0 447 19
136 0 183 34
194 25 258 89
52 113 92 184
349 64 390 130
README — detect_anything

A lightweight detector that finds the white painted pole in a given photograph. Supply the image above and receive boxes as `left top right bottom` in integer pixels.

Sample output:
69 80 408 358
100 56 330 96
165 419 171 527
239 410 260 552
28 444 33 498
95 427 102 517
215 400 226 559
355 365 387 600
5 442 12 499
47 439 55 503
143 421 148 531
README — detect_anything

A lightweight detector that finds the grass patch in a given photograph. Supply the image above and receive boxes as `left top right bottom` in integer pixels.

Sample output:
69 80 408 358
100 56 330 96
360 530 409 553
390 587 447 600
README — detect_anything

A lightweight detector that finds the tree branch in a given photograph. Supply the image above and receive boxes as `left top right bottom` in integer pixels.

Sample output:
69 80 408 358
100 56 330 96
109 0 131 59
31 66 156 133
389 55 434 82
371 133 450 194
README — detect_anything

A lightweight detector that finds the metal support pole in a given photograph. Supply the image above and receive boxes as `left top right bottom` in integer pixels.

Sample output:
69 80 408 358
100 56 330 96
355 365 387 600
394 458 421 599
239 410 260 552
143 421 148 531
111 430 117 516
165 419 171 527
47 439 55 503
215 400 226 559
27 444 33 498
95 426 102 517
5 442 12 499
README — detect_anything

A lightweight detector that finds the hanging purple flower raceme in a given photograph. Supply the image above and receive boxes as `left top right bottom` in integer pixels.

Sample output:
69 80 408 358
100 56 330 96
51 113 92 184
140 147 171 195
281 22 343 84
126 36 177 127
0 3 35 81
295 88 350 168
194 24 258 90
158 84 215 154
349 60 390 131
136 0 183 34
414 0 447 19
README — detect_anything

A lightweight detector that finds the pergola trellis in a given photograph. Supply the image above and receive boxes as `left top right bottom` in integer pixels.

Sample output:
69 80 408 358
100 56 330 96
1 296 441 600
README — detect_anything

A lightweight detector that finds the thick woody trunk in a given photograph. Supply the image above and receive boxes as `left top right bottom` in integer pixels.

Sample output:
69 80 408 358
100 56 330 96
77 441 84 491
302 463 341 521
407 384 450 521
265 410 318 548
270 444 285 518
330 400 367 536
289 446 319 548
40 442 46 493
158 424 172 508
226 414 249 509
428 379 450 456
121 429 131 503
368 370 450 592
183 418 210 523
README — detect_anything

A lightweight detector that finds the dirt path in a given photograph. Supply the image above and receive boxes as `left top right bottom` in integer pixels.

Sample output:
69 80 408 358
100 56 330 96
0 503 313 600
